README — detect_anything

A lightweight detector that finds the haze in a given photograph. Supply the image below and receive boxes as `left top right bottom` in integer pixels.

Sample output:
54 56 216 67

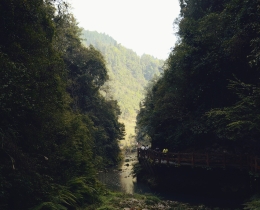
68 0 180 60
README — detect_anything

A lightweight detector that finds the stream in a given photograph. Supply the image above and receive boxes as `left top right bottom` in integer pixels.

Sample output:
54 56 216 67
98 151 152 194
98 151 245 209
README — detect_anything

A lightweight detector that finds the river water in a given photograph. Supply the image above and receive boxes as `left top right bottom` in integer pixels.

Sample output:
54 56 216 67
98 151 153 194
98 151 244 209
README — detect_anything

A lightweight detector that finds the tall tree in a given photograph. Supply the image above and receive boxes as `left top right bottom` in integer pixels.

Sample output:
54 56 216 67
0 1 124 209
136 0 260 154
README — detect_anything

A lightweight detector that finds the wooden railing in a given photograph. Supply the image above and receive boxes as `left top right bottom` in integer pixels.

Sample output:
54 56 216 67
137 148 260 174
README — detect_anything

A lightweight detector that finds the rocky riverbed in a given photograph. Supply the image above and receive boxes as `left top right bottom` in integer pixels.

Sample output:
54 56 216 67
88 191 240 210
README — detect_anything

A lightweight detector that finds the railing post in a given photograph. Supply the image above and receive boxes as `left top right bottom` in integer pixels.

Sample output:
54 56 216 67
251 156 254 172
167 153 170 165
206 153 209 167
192 153 194 168
255 156 258 173
239 155 246 170
247 155 251 171
141 149 144 158
223 153 226 169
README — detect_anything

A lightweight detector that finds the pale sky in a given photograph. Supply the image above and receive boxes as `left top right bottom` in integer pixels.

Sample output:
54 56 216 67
68 0 180 60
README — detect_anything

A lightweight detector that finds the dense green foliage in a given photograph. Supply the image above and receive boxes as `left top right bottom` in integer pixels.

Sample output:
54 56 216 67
81 30 164 120
136 0 260 154
0 0 124 209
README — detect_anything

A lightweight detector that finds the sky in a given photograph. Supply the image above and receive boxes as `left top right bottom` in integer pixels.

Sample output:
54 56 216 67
67 0 180 60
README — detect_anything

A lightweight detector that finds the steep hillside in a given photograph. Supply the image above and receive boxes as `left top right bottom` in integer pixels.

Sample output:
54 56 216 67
81 30 164 144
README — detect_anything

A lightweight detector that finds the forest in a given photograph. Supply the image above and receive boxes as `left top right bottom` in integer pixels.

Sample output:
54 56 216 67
81 30 164 143
0 0 125 209
81 30 164 120
1 0 260 209
136 0 260 156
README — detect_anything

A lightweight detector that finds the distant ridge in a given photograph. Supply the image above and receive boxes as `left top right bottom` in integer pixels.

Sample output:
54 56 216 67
81 30 164 142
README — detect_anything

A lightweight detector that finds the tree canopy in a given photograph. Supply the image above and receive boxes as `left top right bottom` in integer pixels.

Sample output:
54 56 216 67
136 0 260 154
0 0 124 209
81 30 164 120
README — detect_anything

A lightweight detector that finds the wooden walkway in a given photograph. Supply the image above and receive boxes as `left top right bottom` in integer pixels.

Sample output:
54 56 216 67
137 148 260 174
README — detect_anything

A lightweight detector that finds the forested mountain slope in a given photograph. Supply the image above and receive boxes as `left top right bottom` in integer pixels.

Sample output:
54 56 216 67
81 30 164 143
136 0 260 155
0 1 124 209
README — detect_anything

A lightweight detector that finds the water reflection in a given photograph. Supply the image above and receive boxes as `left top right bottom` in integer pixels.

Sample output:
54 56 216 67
98 152 151 194
119 160 136 194
98 151 244 209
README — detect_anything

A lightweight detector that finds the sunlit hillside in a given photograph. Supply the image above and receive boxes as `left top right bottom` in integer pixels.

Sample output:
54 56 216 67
81 30 164 145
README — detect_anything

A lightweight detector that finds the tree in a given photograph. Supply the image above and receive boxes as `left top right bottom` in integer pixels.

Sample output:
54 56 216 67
0 1 125 209
136 0 260 154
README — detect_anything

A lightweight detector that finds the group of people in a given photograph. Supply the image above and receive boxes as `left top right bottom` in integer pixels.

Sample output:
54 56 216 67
140 145 150 150
155 147 168 153
162 148 168 153
139 145 168 153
